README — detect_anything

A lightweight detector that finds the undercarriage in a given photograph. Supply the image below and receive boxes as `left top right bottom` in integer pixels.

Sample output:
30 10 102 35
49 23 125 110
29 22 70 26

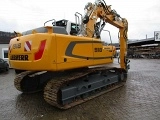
14 67 127 109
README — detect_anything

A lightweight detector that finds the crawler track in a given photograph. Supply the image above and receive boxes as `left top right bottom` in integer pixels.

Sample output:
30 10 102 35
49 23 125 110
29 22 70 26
14 67 126 109
44 67 126 109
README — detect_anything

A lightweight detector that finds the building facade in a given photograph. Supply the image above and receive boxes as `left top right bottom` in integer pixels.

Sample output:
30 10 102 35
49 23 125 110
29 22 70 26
0 31 14 64
127 38 160 58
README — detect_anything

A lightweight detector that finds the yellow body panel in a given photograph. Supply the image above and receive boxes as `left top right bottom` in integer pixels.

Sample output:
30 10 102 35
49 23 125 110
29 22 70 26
9 27 114 71
103 45 116 56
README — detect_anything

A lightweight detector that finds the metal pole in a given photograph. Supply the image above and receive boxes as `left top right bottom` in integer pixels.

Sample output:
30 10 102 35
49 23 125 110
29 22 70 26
102 30 112 45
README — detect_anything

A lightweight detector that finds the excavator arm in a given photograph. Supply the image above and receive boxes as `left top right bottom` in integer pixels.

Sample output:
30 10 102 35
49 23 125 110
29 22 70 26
81 0 129 71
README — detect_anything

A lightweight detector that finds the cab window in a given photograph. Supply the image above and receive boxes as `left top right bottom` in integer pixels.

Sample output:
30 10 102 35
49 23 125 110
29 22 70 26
70 23 79 35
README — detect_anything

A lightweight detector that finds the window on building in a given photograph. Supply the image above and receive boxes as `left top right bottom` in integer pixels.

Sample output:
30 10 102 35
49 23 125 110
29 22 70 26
2 48 8 59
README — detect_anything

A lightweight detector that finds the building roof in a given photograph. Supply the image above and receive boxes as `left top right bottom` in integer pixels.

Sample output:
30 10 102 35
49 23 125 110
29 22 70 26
0 31 14 44
128 37 160 46
0 36 12 44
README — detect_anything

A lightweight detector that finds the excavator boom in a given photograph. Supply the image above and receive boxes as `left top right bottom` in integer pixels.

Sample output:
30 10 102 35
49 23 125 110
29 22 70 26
81 0 129 70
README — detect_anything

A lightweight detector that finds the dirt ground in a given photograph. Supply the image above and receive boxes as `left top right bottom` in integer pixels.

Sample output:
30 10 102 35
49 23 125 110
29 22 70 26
0 59 160 120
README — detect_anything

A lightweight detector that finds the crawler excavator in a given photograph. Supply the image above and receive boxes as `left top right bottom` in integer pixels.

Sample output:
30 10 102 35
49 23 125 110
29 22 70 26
9 0 130 109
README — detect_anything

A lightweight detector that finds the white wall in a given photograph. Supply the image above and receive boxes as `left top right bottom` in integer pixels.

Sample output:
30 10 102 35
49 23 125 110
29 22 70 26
0 44 9 64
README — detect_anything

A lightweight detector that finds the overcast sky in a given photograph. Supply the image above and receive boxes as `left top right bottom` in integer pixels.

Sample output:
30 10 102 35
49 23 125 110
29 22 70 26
0 0 160 43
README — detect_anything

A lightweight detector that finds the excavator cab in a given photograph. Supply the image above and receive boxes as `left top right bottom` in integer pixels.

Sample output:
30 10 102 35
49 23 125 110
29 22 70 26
44 19 80 35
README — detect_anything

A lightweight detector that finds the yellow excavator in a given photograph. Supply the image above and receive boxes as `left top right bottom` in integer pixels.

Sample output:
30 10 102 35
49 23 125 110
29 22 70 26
9 0 130 109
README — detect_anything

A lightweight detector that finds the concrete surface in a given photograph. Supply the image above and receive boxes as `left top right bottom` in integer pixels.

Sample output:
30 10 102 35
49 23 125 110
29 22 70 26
0 59 160 120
